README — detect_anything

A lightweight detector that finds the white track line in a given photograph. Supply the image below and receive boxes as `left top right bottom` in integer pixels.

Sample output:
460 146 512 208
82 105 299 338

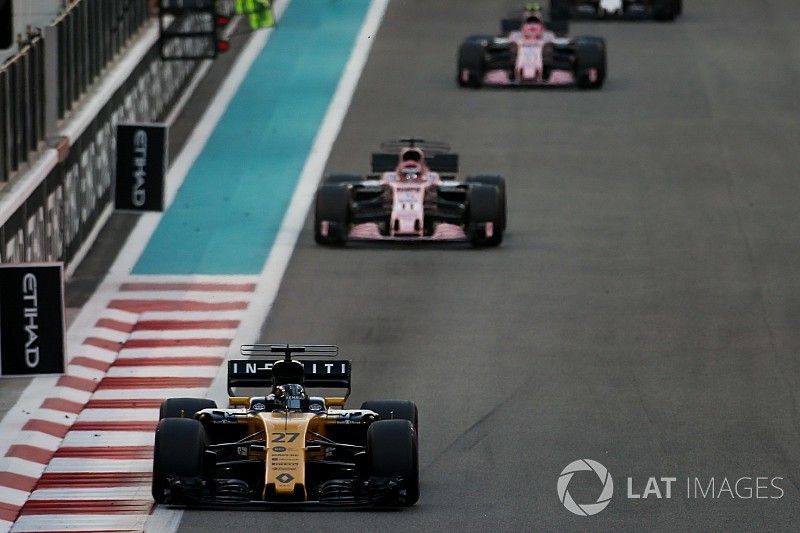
127 329 236 339
63 432 155 448
27 410 78 426
123 274 259 284
76 409 160 422
42 389 92 405
11 435 61 452
29 486 153 501
116 346 229 358
90 388 209 401
68 349 118 363
136 310 245 322
0 459 43 480
105 366 220 379
61 366 104 382
13 514 148 532
0 489 28 507
206 0 389 406
81 329 130 343
148 2 389 531
45 459 152 473
111 291 255 301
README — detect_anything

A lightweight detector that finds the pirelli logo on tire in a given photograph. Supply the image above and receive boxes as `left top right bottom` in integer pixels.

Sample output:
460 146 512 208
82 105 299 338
0 263 66 376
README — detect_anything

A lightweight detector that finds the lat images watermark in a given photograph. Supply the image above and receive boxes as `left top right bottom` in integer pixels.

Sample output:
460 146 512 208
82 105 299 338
557 459 786 517
557 459 614 516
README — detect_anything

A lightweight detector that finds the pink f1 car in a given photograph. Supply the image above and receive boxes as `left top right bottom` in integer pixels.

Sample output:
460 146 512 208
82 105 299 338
551 0 682 21
314 139 506 247
458 8 606 89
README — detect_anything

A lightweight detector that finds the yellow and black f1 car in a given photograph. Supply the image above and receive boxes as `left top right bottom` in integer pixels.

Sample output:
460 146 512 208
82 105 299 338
152 344 419 508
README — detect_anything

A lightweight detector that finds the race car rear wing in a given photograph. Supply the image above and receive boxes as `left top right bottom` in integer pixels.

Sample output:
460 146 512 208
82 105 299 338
228 344 351 397
371 153 459 173
240 344 339 359
501 16 569 36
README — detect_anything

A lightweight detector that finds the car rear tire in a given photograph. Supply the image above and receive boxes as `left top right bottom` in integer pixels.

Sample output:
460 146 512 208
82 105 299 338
314 184 351 245
466 176 507 231
573 37 606 89
367 420 419 506
550 0 572 21
468 184 504 247
500 17 521 34
159 398 217 420
546 17 570 37
652 0 678 21
152 418 208 504
361 400 419 433
457 39 487 88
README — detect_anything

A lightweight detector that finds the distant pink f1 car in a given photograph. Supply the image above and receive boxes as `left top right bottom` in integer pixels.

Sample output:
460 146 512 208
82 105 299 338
314 139 506 247
458 8 606 89
551 0 682 21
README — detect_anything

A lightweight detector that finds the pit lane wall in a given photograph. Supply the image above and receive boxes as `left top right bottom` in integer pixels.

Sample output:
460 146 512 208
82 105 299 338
0 12 204 267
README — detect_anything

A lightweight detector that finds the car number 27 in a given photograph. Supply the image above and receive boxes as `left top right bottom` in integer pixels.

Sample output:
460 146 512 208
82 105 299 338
271 432 300 443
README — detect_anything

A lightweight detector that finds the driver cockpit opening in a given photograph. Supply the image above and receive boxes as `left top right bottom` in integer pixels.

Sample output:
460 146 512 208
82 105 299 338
400 147 424 163
273 383 309 412
398 161 423 181
246 358 327 413
270 359 308 411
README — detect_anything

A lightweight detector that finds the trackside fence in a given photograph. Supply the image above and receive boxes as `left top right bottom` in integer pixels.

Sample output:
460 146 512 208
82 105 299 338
52 0 148 121
0 0 149 185
0 34 46 186
0 5 211 264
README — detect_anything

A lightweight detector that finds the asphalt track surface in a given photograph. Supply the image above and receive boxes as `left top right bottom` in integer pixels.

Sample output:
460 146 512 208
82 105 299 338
178 1 800 530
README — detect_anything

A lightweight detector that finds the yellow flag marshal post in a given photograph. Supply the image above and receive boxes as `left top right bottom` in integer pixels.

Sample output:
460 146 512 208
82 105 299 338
235 0 275 29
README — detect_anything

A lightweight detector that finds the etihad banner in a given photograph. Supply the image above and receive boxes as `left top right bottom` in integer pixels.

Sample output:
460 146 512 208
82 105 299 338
115 123 167 212
0 263 66 376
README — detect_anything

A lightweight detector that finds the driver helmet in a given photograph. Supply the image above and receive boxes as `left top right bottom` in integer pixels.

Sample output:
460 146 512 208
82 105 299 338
400 147 424 164
274 384 308 411
522 14 545 39
398 161 423 181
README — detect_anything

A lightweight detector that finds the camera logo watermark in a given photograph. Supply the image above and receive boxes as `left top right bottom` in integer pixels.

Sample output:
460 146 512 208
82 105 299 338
558 458 786 517
557 459 614 516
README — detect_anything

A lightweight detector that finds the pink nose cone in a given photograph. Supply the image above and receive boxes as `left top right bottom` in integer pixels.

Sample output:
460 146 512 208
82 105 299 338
523 23 543 37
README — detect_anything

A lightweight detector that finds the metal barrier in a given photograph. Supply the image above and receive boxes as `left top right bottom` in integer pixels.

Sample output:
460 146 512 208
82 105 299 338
0 0 149 184
0 15 208 264
52 0 148 120
0 33 46 184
